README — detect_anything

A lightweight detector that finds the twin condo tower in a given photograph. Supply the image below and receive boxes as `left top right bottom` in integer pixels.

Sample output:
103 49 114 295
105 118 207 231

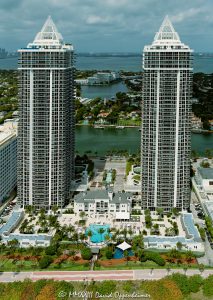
141 16 193 212
18 17 75 210
17 16 192 212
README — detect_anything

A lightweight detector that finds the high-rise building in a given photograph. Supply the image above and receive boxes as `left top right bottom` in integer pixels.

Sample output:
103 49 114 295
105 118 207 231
141 16 193 211
0 120 17 203
18 16 75 210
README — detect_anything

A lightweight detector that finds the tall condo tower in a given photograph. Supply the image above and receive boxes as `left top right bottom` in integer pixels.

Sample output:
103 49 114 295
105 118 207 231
18 16 75 210
141 16 193 211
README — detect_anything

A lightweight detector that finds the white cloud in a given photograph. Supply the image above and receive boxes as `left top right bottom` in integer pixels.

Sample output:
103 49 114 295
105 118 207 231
171 8 204 23
86 15 111 25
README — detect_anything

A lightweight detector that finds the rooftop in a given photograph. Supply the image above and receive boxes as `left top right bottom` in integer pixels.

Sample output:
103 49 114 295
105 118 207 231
145 15 192 51
32 16 63 46
0 210 23 235
74 190 132 204
0 121 17 146
198 167 213 180
24 16 73 50
182 213 201 242
154 15 180 45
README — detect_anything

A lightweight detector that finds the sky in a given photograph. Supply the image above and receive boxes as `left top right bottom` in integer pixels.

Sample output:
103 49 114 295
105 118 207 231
0 0 213 53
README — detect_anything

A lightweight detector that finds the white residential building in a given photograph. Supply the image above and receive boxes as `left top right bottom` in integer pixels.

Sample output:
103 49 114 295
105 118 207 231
74 190 132 220
141 16 193 211
144 213 204 253
17 16 75 210
0 120 17 203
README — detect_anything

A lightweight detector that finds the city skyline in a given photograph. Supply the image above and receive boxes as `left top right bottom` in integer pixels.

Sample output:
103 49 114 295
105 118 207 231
0 0 213 52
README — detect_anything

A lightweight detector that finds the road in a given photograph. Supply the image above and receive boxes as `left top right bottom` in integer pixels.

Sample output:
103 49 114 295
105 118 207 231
1 269 213 282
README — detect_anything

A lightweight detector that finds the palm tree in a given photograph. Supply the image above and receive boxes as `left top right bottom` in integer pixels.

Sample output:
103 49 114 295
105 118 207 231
183 264 188 275
176 241 183 251
87 230 93 242
156 207 164 218
105 234 111 243
80 211 86 220
52 205 58 215
185 250 194 264
98 228 105 241
123 250 129 265
198 263 205 274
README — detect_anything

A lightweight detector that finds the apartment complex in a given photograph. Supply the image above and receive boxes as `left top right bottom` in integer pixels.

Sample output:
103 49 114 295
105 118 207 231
74 190 132 220
141 16 193 211
18 16 75 210
0 120 17 203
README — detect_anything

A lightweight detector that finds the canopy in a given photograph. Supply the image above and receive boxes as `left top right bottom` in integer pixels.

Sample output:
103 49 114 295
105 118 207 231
116 241 131 251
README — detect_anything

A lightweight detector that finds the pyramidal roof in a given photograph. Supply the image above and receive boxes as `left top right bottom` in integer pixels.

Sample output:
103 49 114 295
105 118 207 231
153 16 181 45
32 16 63 46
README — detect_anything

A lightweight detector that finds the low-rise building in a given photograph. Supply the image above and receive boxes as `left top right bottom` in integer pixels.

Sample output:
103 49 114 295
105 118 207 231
0 120 17 203
191 113 203 129
196 167 213 199
88 72 120 85
74 190 132 220
144 213 204 253
0 208 52 248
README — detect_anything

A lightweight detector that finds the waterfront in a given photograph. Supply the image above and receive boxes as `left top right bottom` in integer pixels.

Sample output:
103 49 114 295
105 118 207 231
1 54 213 73
76 126 213 155
81 81 128 99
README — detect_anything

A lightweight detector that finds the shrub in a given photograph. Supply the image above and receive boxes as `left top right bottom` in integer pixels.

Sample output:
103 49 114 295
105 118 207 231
45 245 57 256
39 256 53 269
140 252 165 266
81 248 92 260
105 250 113 259
203 275 213 297
169 273 190 295
96 281 116 295
188 275 203 293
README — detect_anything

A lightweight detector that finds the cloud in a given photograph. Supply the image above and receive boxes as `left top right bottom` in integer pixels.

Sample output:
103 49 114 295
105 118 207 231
171 8 205 23
0 0 212 52
86 15 111 25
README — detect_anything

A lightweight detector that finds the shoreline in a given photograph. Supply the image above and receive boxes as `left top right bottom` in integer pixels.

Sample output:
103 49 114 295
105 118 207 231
76 124 213 133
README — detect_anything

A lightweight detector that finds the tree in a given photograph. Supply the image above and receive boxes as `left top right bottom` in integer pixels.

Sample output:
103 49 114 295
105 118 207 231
45 245 57 256
39 256 53 269
79 211 86 220
87 230 93 241
176 241 183 251
8 239 19 249
204 149 213 159
52 205 58 215
172 207 179 216
81 248 92 260
106 249 113 259
156 207 164 218
198 263 205 274
185 250 194 264
105 234 111 243
98 228 105 241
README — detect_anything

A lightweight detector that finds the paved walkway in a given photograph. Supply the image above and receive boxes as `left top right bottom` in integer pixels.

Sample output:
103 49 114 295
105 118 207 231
1 269 213 282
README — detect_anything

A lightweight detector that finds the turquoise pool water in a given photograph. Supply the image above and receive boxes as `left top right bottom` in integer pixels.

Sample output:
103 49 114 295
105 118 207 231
113 248 134 259
106 172 112 183
133 166 141 174
86 224 111 243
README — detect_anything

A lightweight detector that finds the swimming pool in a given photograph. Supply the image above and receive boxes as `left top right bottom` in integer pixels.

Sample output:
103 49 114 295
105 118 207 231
133 166 141 174
113 248 134 259
86 224 111 243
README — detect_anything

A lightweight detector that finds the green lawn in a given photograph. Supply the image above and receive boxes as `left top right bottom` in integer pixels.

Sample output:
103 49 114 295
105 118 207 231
117 119 141 126
0 259 90 272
